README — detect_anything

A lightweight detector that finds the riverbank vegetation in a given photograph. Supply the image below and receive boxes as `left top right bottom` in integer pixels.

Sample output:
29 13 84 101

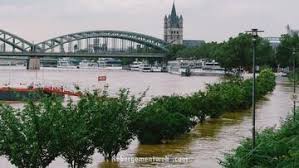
221 112 299 168
169 33 299 72
0 89 142 168
132 69 276 144
0 70 275 167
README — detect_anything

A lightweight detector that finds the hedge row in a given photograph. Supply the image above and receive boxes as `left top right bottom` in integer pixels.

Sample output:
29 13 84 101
132 69 276 144
221 112 299 167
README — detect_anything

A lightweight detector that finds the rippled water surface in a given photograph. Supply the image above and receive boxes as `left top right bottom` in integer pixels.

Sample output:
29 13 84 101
0 68 294 168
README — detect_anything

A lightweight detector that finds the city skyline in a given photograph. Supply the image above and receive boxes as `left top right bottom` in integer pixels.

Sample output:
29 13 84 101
0 0 298 42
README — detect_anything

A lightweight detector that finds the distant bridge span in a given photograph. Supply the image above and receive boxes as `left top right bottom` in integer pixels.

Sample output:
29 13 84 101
33 30 169 53
0 29 169 69
0 29 169 53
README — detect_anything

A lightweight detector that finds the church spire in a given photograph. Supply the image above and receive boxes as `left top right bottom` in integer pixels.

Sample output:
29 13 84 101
171 1 177 17
164 1 183 44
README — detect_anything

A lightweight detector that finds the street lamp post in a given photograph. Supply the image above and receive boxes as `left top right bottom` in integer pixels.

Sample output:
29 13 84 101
293 48 296 121
246 28 264 149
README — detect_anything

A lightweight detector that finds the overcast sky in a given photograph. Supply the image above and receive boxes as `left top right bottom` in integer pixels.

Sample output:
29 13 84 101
0 0 298 43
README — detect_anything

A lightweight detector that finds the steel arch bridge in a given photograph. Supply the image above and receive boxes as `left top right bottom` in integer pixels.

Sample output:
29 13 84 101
0 29 169 56
33 30 169 53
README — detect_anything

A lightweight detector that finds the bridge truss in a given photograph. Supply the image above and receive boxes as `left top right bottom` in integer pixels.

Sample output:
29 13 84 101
0 30 169 58
0 29 33 52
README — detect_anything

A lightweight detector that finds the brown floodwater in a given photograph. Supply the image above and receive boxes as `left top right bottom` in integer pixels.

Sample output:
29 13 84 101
0 68 294 168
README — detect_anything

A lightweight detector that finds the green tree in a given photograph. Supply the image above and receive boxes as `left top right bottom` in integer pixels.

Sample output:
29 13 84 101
175 47 198 59
132 96 194 144
256 40 276 69
58 99 95 168
0 95 63 168
195 42 219 60
276 34 299 68
175 42 219 60
217 33 274 71
167 44 186 60
80 89 141 161
188 91 207 122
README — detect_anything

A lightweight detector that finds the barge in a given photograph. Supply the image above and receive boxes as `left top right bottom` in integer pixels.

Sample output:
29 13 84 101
0 85 81 101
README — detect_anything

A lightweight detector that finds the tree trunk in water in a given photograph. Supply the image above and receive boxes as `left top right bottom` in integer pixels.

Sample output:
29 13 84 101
199 114 205 123
105 153 113 161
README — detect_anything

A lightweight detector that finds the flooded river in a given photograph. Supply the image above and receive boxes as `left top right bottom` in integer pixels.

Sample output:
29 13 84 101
0 68 294 168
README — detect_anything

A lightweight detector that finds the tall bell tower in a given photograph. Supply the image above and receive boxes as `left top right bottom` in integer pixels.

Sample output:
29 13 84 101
164 2 183 45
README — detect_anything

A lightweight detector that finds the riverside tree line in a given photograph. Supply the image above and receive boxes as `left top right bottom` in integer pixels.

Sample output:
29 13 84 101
168 33 299 71
0 69 276 168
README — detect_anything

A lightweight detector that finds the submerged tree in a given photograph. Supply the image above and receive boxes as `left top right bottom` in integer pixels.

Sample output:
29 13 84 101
58 98 95 168
0 95 63 168
132 96 194 144
79 89 142 161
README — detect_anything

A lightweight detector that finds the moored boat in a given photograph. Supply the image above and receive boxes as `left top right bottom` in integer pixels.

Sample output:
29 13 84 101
191 60 225 76
98 58 123 70
167 59 191 75
0 84 80 101
151 66 162 72
139 63 152 72
130 61 143 71
57 58 78 69
78 60 98 69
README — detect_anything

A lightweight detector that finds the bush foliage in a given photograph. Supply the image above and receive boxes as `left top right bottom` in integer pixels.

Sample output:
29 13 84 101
132 69 276 144
0 89 141 168
221 113 299 168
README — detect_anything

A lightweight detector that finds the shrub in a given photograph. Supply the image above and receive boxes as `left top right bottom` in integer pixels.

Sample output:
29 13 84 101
221 114 299 168
57 98 95 168
80 89 141 161
0 95 63 168
134 69 276 144
132 96 194 144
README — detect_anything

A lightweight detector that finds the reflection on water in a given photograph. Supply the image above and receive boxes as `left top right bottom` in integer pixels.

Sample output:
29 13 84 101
131 111 251 168
98 161 120 168
196 111 251 138
0 68 294 168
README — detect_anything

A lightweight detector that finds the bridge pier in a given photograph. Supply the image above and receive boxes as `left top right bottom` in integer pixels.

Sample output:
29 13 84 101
27 57 41 70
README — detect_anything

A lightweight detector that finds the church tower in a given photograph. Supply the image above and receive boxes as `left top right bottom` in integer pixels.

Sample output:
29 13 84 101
164 2 183 45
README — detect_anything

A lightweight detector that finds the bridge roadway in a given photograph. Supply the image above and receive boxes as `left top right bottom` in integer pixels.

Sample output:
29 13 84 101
0 52 165 59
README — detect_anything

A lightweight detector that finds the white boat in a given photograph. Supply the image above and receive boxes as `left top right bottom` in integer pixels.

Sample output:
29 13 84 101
191 68 225 76
167 60 191 75
57 58 78 69
150 61 162 72
130 61 143 71
151 66 162 72
139 63 152 72
191 60 225 76
98 58 122 70
203 60 224 70
78 60 98 69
